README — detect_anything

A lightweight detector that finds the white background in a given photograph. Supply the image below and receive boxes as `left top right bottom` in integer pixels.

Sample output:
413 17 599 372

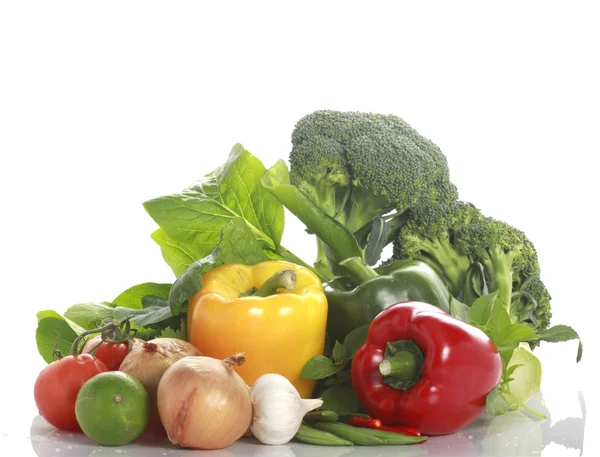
0 2 598 456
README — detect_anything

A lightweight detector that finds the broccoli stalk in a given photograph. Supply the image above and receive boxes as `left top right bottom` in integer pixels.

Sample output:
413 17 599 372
456 216 540 315
473 244 519 308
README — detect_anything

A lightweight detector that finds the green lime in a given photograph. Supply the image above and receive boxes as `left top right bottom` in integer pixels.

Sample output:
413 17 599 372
75 371 150 446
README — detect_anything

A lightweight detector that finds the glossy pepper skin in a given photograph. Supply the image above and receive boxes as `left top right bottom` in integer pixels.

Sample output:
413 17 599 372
187 261 327 398
324 260 450 343
352 302 502 436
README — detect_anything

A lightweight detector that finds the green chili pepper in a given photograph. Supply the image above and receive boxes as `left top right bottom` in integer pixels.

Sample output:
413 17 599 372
294 424 353 446
313 422 428 446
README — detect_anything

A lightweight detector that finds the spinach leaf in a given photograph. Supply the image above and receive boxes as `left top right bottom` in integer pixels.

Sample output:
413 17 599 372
168 246 220 316
113 304 174 328
144 144 284 275
150 229 198 277
64 302 115 330
36 311 85 363
111 282 176 332
113 282 172 309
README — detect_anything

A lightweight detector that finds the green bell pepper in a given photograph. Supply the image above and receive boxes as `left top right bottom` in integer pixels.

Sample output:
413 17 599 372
324 259 450 343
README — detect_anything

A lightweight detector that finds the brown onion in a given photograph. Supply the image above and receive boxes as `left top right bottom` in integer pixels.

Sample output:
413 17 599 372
119 337 201 433
157 354 253 450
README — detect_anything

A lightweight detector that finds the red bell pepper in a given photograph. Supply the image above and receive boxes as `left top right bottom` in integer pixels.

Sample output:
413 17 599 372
351 301 502 436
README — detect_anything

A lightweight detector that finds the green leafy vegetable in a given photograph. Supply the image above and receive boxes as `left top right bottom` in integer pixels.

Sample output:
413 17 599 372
150 229 197 277
455 291 580 417
158 326 186 339
144 144 293 276
36 311 85 363
112 303 173 328
332 341 348 365
168 246 220 316
449 296 470 322
111 281 178 331
113 283 172 309
299 356 344 380
320 385 361 416
468 291 499 327
63 302 115 330
342 324 369 358
167 217 270 316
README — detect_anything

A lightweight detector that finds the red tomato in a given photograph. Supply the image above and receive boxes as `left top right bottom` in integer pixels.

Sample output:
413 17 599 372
95 342 130 370
82 335 102 354
34 354 108 431
83 336 140 371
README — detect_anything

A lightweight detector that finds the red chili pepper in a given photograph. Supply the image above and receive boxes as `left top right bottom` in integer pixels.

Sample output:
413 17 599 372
346 417 382 429
378 425 422 436
351 302 502 436
347 416 422 437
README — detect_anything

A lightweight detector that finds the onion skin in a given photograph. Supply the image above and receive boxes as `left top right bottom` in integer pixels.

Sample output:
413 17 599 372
119 338 201 434
157 356 252 450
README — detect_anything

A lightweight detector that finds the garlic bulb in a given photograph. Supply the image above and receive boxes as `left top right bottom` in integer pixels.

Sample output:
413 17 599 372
250 373 323 445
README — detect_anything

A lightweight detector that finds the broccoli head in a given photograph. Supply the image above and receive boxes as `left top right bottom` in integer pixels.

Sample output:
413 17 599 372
290 110 459 235
393 201 482 297
390 203 551 333
455 215 549 329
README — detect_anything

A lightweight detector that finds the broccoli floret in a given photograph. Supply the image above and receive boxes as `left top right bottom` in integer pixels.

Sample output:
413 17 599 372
512 274 552 333
393 201 482 297
456 216 541 313
290 110 458 236
390 203 551 332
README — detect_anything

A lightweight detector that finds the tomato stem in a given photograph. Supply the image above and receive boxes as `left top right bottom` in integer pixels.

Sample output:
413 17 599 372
70 321 121 356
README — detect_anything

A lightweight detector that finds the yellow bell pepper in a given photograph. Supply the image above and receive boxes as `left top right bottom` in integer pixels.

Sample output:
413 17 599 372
187 261 328 398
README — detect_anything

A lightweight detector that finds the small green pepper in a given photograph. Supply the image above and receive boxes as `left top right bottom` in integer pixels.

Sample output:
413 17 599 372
324 259 450 342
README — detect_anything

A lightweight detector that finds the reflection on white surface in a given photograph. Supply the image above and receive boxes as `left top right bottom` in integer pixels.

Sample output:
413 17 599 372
22 391 585 457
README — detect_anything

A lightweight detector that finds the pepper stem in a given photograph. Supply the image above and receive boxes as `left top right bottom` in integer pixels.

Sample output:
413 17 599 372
251 269 297 297
379 351 418 379
379 340 424 391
